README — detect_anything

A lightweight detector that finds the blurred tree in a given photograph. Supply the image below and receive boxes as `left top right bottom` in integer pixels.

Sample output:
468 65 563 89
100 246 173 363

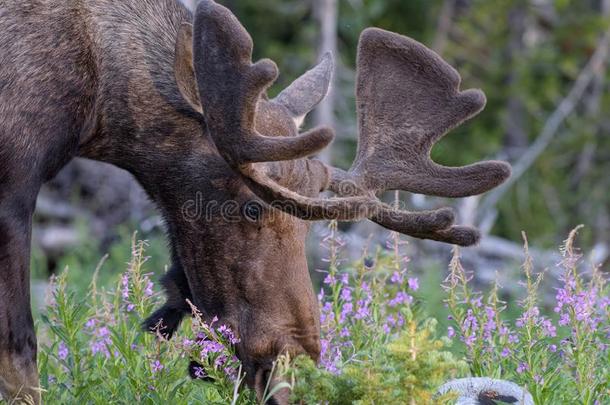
34 0 610 278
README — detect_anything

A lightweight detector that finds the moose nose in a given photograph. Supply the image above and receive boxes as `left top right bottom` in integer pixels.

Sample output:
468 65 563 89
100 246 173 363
296 333 321 362
246 336 319 404
254 365 289 405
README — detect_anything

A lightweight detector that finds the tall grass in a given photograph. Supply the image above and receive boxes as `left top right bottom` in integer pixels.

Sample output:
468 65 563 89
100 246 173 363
19 225 609 404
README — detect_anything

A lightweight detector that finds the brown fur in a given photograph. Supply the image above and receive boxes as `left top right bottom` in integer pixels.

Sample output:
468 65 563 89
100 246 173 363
0 0 327 402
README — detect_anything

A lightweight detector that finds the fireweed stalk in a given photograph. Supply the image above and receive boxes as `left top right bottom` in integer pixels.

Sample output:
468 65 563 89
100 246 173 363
38 226 608 404
283 220 466 404
444 227 609 404
39 237 256 404
316 220 421 374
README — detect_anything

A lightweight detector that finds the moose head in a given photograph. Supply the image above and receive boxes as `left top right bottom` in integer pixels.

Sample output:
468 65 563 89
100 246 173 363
142 0 511 400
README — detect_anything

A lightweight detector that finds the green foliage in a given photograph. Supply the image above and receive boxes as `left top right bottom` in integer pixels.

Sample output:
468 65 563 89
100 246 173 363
444 228 610 404
24 229 470 404
286 319 465 404
15 227 609 405
36 238 254 405
30 224 169 294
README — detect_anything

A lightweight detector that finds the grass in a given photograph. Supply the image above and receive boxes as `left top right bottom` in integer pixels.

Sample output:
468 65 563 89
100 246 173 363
3 224 606 404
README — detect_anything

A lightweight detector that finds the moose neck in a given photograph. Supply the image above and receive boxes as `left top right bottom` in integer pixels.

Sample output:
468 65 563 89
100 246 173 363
78 0 243 291
80 0 201 168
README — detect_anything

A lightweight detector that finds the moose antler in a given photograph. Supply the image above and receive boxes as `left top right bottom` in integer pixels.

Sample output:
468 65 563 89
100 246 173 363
192 0 334 165
192 1 511 246
328 28 512 245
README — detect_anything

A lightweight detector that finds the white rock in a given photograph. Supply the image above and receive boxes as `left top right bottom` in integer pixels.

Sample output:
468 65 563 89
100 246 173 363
436 377 534 405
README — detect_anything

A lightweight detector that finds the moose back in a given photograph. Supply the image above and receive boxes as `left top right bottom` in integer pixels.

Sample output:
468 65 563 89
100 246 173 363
0 0 510 403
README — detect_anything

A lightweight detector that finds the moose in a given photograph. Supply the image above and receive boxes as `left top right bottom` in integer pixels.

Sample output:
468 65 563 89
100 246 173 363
0 0 511 403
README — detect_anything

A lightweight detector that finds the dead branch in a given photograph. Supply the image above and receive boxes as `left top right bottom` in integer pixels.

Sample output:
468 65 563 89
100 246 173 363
479 29 610 220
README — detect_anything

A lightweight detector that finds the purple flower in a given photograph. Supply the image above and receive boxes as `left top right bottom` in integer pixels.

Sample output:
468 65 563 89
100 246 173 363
340 287 352 302
214 354 228 368
447 326 455 339
471 297 483 308
320 302 335 325
354 299 371 320
463 309 478 333
201 341 224 357
464 333 476 348
390 271 404 285
224 365 237 380
320 338 330 358
89 325 112 358
360 281 371 295
151 360 164 373
91 341 109 357
193 366 206 379
541 318 557 337
339 302 353 323
57 342 69 361
144 279 154 297
516 362 528 374
559 313 570 326
501 347 510 357
548 344 557 352
407 277 419 291
323 274 337 286
121 273 130 300
388 291 412 307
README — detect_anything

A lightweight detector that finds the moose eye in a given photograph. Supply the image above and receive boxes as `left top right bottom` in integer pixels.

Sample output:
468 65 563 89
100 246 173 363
242 200 264 222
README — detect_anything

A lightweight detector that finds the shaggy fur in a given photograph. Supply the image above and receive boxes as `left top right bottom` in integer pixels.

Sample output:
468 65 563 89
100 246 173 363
0 0 330 402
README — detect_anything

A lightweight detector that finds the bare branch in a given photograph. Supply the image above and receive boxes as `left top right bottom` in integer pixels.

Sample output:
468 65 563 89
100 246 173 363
478 29 610 219
314 0 338 164
432 0 456 54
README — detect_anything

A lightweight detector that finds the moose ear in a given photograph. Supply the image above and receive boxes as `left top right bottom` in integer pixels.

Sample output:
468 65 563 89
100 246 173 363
174 23 203 114
273 52 334 123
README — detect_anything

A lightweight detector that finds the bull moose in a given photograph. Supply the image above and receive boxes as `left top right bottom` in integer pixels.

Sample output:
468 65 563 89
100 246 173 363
0 0 511 403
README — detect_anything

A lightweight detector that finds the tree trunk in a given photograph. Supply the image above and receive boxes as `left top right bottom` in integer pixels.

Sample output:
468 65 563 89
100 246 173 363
313 0 338 164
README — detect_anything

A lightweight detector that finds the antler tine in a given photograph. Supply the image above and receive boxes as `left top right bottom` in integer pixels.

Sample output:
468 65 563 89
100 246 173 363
192 0 334 166
348 28 511 197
